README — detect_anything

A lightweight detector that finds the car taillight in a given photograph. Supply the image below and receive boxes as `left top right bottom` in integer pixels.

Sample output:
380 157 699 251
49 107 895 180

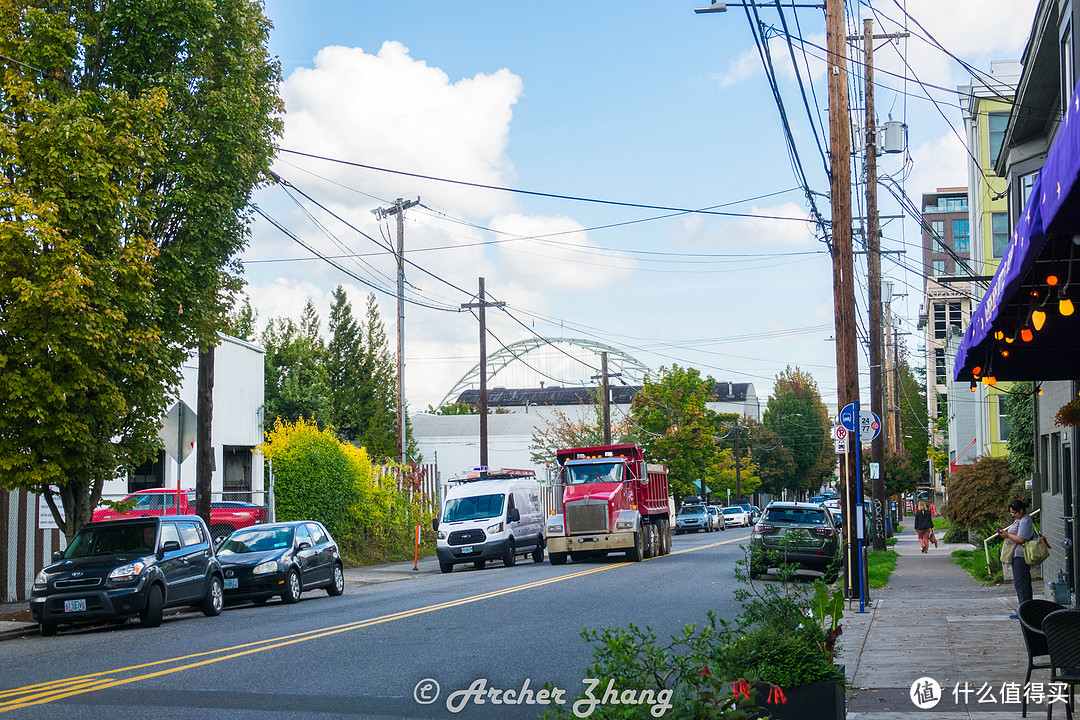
754 523 774 533
813 527 835 537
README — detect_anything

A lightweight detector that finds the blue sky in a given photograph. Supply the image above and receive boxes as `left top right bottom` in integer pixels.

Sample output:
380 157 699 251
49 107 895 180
245 0 1037 412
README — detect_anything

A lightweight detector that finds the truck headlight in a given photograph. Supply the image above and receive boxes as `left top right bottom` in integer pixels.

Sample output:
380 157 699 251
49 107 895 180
108 561 146 582
616 520 634 531
253 560 277 575
34 570 48 589
548 524 563 534
487 522 503 534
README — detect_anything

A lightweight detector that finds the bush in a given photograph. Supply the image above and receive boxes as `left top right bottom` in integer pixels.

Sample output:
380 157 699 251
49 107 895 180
942 525 968 544
941 457 1016 532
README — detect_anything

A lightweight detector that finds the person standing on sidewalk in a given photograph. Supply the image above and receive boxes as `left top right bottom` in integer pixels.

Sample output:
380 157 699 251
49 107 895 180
914 501 935 553
997 499 1035 619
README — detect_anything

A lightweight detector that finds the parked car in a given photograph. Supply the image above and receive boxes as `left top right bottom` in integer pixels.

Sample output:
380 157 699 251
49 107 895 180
675 505 712 534
216 521 344 604
748 502 842 582
733 503 760 523
707 505 727 531
722 506 751 528
92 488 268 544
29 516 224 636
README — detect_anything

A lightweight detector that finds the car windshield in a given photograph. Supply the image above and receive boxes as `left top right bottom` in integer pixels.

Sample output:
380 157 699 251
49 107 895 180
565 463 623 485
763 508 827 525
442 493 505 522
218 527 293 555
65 522 158 558
722 508 741 515
678 506 706 516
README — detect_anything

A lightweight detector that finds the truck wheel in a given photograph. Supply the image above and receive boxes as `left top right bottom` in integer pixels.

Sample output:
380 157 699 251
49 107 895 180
140 584 164 628
659 520 671 555
549 552 567 566
439 561 454 574
503 538 517 567
627 530 643 562
210 524 235 546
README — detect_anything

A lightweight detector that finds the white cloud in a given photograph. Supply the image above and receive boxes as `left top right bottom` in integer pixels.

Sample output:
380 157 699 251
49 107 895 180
907 132 968 202
672 202 820 247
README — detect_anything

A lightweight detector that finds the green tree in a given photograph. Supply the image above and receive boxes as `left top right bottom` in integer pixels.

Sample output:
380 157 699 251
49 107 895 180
0 0 281 538
762 367 831 494
357 293 401 462
224 294 258 343
528 390 634 466
327 286 365 442
262 302 330 429
630 365 723 498
941 456 1017 532
1003 382 1035 483
741 419 796 496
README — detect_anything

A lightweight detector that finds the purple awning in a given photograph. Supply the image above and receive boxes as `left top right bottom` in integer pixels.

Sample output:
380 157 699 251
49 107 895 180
954 77 1080 382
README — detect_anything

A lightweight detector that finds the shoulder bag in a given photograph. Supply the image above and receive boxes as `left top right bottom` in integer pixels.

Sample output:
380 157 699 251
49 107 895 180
1000 539 1017 564
1022 531 1050 566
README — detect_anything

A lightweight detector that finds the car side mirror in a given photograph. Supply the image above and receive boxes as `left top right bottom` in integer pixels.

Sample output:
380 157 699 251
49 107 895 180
297 541 312 552
161 540 181 553
507 508 521 523
431 518 440 531
52 550 65 561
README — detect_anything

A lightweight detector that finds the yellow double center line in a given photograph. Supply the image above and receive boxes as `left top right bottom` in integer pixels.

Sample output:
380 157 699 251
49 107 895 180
1 538 741 713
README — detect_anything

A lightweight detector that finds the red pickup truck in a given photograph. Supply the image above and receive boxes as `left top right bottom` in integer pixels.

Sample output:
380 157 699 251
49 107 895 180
92 488 268 543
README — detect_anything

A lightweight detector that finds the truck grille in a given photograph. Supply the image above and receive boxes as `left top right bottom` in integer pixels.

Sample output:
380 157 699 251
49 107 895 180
448 529 486 546
566 499 608 534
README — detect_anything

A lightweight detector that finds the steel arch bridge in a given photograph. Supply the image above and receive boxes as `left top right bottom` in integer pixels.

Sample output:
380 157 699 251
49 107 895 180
438 338 650 408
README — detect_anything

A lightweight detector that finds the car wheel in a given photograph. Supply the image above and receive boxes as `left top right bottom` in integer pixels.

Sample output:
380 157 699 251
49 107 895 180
532 540 544 563
327 563 345 596
281 569 301 604
39 623 57 637
503 538 517 567
439 561 454 574
140 584 164 628
472 560 487 570
749 564 763 580
675 528 683 536
200 576 224 617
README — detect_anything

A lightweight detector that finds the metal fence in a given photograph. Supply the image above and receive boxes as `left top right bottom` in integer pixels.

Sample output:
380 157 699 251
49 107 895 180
2 489 65 604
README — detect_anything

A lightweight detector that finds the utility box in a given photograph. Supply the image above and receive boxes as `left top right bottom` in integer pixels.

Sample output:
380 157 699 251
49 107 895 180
881 120 906 153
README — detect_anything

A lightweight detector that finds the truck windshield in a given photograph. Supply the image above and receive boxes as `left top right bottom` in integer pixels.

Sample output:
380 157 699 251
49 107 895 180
565 463 623 485
442 494 505 522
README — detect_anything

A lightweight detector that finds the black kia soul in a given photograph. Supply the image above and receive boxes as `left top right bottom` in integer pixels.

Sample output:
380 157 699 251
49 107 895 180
29 516 225 636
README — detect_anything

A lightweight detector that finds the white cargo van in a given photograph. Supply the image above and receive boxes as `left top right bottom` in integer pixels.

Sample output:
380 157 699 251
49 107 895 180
434 470 545 573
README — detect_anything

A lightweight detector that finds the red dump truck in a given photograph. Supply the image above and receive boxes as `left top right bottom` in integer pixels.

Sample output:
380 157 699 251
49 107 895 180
92 488 267 543
545 443 673 565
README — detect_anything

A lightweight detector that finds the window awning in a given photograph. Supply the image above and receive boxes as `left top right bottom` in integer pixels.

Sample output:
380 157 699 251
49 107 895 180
954 88 1080 382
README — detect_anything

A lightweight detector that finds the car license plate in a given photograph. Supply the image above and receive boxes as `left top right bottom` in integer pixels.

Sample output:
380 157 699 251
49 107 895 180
63 599 86 613
461 546 473 554
224 579 239 590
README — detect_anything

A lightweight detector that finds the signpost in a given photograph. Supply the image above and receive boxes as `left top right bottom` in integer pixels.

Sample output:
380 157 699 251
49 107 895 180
160 400 197 515
840 402 870 613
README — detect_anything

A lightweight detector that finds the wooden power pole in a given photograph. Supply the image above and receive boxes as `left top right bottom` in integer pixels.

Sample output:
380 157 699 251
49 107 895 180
462 278 504 475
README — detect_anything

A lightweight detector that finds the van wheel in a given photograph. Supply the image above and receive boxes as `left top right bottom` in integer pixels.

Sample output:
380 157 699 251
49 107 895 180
439 561 454 574
472 560 486 570
532 539 544 563
140 584 164 628
503 538 517 567
549 552 567 565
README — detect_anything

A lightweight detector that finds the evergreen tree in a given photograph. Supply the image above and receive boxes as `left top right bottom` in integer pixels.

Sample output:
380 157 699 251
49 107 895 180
262 302 329 429
358 294 399 462
327 286 364 442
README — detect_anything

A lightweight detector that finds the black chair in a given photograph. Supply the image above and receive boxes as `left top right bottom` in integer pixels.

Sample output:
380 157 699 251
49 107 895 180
1044 608 1080 720
1020 600 1066 717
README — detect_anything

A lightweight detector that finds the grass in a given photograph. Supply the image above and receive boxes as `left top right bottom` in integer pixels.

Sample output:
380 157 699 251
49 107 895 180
952 548 1004 585
886 536 897 547
867 549 899 589
933 517 950 531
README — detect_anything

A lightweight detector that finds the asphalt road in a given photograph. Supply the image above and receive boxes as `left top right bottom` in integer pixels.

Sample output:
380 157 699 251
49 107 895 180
0 527 752 720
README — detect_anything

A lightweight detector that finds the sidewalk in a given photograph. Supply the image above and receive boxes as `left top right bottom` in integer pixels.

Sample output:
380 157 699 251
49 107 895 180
838 519 1045 719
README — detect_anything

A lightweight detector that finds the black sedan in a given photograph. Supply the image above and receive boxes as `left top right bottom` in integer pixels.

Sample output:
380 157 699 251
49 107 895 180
216 521 345 604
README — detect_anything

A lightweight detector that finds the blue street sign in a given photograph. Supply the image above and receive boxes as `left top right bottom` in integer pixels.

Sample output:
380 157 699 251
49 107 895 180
840 403 857 432
839 403 881 441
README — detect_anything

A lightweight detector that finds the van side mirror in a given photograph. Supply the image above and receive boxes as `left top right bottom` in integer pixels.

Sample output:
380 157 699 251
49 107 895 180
507 507 520 523
431 518 439 531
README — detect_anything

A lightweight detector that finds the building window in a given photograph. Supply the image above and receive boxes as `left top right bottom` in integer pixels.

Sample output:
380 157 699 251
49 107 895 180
998 396 1012 443
931 220 946 251
932 259 946 276
1052 433 1061 495
933 302 947 339
989 112 1009 166
949 301 963 332
992 212 1009 258
1063 23 1074 115
935 347 946 385
1040 435 1050 493
953 219 969 251
129 450 165 493
1022 172 1038 208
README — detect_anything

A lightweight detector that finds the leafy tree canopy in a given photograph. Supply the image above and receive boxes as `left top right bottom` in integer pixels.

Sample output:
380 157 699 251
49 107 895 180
761 366 832 494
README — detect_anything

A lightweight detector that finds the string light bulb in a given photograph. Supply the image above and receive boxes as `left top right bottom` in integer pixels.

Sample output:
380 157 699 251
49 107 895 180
1021 328 1034 342
1047 275 1060 286
1001 349 1010 358
994 330 1004 340
972 365 982 377
970 380 977 392
1033 309 1047 330
1061 294 1075 316
987 376 998 386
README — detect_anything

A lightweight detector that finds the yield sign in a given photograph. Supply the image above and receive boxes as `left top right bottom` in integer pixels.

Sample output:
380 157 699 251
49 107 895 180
160 400 197 463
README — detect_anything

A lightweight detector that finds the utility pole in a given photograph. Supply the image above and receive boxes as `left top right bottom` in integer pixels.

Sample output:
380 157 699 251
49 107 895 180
827 0 861 600
373 196 420 464
462 278 504 475
864 18 887 553
595 352 614 445
734 423 743 501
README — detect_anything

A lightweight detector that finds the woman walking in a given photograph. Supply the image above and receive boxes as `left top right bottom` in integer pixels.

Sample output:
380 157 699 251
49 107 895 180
998 499 1035 619
914 501 935 553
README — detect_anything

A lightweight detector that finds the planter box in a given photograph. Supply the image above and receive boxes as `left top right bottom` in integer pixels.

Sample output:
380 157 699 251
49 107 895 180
754 664 845 720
